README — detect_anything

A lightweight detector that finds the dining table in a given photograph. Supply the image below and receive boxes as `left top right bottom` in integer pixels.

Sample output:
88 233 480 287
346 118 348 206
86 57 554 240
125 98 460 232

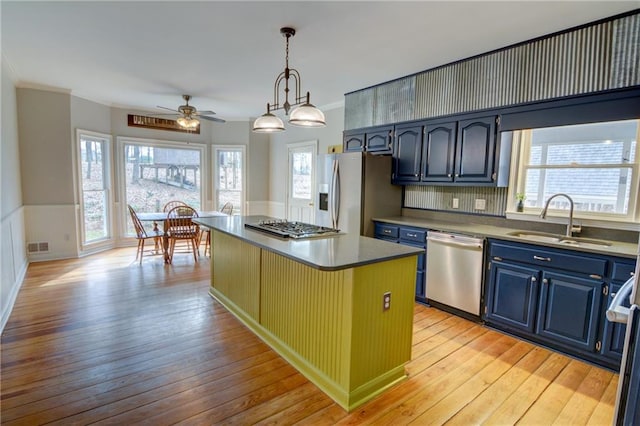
137 210 228 263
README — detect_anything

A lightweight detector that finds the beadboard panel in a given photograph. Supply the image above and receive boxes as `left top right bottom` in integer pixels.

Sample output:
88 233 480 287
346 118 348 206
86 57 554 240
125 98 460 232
260 250 351 386
345 12 639 130
211 230 261 321
404 185 509 216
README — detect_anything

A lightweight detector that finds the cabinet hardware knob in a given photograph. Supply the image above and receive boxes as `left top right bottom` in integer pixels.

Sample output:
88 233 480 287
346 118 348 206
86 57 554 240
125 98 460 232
533 255 551 262
543 278 548 284
492 256 503 261
455 174 459 177
596 341 602 351
589 274 602 280
531 277 537 282
611 292 617 297
407 233 417 237
415 174 419 177
383 230 392 234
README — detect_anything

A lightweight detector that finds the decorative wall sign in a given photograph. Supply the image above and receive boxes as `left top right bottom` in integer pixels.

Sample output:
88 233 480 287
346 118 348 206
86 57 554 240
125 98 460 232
127 114 200 134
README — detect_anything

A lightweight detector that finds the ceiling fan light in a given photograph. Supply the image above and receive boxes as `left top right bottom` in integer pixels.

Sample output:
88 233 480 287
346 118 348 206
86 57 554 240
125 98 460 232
288 103 326 128
177 116 199 129
253 112 285 133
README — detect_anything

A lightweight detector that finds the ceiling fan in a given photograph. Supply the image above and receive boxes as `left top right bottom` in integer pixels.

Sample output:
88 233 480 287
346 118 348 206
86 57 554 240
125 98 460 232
155 95 226 128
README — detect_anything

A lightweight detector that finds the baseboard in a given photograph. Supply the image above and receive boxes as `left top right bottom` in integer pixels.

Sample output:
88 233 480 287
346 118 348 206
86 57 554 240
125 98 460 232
1 257 28 334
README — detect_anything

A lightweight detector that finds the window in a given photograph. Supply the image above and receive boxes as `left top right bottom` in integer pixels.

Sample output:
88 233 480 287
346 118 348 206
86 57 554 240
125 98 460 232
118 138 206 236
213 146 245 215
512 119 639 222
76 130 112 248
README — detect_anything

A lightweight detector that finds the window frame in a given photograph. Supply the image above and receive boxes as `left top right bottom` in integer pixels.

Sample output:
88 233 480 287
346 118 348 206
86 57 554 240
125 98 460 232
212 145 246 215
116 136 207 239
75 129 114 252
507 120 640 229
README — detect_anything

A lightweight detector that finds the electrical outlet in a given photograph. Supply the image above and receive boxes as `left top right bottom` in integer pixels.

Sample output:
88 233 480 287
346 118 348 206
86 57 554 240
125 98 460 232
474 199 486 210
383 292 391 311
452 198 459 209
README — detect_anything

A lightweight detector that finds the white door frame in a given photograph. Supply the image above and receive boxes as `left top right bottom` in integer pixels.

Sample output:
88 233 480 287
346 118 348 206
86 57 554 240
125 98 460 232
286 140 317 222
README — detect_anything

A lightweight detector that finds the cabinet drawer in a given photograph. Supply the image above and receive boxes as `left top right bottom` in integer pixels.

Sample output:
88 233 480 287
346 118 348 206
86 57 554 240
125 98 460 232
612 261 636 282
374 223 399 239
489 241 607 277
399 228 427 245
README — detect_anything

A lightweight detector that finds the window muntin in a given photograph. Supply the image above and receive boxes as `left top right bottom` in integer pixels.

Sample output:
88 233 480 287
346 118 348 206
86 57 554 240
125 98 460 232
516 119 639 220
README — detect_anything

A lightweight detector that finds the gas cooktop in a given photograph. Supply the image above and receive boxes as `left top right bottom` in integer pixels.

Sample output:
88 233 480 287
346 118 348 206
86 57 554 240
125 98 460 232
244 219 341 239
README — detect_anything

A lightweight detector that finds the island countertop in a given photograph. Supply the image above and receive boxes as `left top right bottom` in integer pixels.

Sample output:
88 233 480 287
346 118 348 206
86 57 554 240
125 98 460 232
193 215 422 271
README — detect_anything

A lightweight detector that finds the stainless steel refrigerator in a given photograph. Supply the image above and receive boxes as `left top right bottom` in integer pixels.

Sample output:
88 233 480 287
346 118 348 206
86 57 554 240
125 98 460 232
315 152 402 237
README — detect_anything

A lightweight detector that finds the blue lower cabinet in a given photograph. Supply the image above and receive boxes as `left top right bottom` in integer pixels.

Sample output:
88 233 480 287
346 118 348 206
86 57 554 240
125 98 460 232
536 272 603 352
486 262 540 333
602 282 630 360
374 222 427 303
485 238 636 371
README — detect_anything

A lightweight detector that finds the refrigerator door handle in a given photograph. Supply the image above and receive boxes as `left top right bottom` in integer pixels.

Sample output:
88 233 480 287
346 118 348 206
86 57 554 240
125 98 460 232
330 159 340 229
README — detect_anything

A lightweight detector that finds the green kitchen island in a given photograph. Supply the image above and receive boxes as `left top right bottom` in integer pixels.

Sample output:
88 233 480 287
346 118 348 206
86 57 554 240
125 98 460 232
193 215 422 411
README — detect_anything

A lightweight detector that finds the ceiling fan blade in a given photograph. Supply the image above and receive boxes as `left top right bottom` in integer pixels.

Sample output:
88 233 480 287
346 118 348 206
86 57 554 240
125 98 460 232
156 106 179 113
196 110 217 115
199 115 226 123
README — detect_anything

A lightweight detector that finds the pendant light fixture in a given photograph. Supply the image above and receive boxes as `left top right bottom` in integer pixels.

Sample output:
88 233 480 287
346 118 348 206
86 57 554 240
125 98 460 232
252 27 326 133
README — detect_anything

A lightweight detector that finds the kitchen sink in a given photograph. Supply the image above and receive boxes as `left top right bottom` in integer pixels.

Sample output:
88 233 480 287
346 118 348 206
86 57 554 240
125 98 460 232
506 231 563 243
506 231 612 248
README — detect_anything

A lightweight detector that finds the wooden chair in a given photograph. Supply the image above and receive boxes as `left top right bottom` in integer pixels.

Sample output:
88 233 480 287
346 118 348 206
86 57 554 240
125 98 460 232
163 200 187 212
166 205 200 263
201 202 233 257
128 205 164 264
220 202 233 215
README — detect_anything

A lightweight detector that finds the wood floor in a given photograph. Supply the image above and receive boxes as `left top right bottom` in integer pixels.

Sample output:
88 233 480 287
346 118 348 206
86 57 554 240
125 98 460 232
1 248 618 425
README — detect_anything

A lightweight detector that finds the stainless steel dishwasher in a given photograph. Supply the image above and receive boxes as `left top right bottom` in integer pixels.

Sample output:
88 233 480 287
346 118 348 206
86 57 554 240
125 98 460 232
426 231 484 316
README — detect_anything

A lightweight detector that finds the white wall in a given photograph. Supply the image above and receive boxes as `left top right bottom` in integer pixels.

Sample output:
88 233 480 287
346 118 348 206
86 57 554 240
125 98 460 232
268 107 344 217
1 59 28 332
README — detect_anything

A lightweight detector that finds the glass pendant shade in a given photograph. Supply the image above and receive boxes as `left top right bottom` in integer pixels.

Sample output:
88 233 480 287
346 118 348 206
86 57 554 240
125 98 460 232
253 111 285 133
288 103 326 128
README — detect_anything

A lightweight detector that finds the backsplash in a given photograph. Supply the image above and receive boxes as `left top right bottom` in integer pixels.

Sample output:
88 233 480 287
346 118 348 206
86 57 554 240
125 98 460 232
404 185 508 216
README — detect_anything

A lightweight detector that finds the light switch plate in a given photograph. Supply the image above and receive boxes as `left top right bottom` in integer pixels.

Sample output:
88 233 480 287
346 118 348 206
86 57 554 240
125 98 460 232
452 198 459 209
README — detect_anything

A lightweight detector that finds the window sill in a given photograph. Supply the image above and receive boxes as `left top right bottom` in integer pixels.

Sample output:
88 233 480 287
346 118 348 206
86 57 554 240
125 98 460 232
506 210 640 232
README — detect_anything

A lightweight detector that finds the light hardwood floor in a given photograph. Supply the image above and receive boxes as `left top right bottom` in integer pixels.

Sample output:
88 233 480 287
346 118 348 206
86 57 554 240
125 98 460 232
1 248 618 425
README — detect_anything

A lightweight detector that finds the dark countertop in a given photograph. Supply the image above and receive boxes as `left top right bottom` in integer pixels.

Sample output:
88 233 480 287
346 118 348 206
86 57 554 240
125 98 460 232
373 216 638 259
194 215 423 271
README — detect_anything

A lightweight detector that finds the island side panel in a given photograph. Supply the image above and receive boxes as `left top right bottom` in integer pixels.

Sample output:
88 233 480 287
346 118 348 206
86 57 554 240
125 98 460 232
210 230 261 322
348 255 416 408
260 249 417 410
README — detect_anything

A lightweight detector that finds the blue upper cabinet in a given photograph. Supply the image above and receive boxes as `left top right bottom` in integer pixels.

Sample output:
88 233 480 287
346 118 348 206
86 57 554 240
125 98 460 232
392 123 423 183
343 125 394 154
422 122 457 182
391 115 507 186
454 117 496 183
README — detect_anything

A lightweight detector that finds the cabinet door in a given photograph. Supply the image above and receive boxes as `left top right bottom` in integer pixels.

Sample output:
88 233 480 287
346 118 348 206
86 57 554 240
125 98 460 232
392 124 423 184
421 122 456 182
454 116 496 183
343 131 365 152
537 272 603 352
486 262 540 333
366 127 393 154
601 281 631 360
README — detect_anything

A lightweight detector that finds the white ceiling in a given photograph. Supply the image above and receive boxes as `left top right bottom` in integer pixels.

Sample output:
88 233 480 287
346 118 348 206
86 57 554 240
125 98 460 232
2 1 637 121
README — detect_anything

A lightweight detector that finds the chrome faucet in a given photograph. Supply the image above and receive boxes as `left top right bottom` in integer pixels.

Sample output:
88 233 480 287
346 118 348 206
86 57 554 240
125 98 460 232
540 193 581 237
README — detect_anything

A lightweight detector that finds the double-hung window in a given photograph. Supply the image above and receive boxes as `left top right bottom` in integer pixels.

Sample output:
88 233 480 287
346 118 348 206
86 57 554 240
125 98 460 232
512 119 639 223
